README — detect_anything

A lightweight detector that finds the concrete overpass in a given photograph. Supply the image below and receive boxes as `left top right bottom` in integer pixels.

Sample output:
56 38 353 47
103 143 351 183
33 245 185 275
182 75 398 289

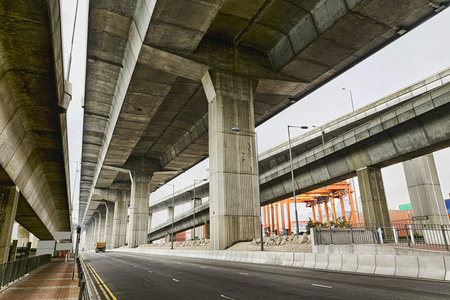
146 68 450 240
80 0 450 250
0 0 72 262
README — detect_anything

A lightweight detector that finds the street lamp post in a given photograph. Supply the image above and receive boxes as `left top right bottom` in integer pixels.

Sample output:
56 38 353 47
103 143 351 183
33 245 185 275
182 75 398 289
231 127 264 251
193 179 207 241
159 183 175 249
342 87 355 112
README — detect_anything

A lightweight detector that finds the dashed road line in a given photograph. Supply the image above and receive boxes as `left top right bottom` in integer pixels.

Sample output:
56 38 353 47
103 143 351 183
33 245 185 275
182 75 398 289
311 284 332 289
173 279 180 282
239 272 249 276
221 295 234 300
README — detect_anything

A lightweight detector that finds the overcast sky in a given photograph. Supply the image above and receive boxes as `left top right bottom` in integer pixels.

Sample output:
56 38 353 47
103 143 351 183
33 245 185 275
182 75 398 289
62 2 450 226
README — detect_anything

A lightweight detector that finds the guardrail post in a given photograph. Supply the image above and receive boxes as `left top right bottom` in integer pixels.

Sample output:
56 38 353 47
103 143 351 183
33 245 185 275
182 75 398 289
441 225 449 252
409 225 415 244
350 225 354 244
329 226 333 245
405 225 410 247
393 226 398 244
377 228 384 244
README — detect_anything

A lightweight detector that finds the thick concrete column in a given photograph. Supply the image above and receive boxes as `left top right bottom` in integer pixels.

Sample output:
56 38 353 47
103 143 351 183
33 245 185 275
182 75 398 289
31 234 38 249
93 213 99 247
403 154 449 224
17 224 30 247
0 186 20 263
97 205 107 242
148 213 152 239
356 167 391 226
128 171 151 248
204 220 210 240
112 190 129 248
202 71 260 250
105 202 114 249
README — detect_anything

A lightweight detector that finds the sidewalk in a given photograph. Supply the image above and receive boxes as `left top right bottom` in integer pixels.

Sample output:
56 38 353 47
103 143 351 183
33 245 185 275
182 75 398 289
0 258 80 300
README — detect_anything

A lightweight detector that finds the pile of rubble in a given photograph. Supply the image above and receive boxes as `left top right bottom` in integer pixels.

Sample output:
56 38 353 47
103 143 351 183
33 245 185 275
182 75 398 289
252 234 310 246
142 239 210 248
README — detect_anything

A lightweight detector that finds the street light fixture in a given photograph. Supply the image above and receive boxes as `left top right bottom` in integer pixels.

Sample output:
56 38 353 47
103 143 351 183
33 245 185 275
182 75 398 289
193 179 207 241
342 87 355 112
231 127 264 251
159 183 175 249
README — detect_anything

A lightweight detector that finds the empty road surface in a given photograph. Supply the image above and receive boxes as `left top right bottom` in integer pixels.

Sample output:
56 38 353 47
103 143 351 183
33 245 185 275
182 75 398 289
81 251 450 300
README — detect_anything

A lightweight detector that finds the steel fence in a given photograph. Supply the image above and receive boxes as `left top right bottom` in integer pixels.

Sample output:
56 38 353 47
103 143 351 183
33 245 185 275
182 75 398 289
77 257 95 300
313 223 450 251
0 254 51 290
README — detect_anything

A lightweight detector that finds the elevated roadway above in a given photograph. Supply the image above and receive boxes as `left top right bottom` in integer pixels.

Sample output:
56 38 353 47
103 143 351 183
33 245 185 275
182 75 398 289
147 68 450 240
0 0 72 262
80 0 450 249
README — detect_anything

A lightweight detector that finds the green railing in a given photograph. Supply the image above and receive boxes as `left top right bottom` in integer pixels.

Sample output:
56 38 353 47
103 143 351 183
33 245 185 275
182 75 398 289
0 254 51 290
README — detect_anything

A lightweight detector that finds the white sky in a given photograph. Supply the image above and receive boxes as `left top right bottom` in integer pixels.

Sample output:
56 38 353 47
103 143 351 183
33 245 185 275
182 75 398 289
62 2 450 227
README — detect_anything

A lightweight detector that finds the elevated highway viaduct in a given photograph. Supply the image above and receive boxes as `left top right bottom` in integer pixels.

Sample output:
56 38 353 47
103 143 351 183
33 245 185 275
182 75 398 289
0 0 72 262
79 0 450 250
92 68 450 243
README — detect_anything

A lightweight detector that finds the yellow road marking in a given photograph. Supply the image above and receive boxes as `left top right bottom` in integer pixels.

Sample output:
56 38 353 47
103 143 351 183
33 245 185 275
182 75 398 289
87 262 117 300
86 263 110 300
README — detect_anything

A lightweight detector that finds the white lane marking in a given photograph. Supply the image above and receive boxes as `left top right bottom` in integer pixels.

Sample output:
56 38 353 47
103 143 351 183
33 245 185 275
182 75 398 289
173 279 180 282
239 272 249 276
221 295 234 300
311 284 332 289
148 271 152 273
177 262 181 265
201 266 207 269
134 266 137 268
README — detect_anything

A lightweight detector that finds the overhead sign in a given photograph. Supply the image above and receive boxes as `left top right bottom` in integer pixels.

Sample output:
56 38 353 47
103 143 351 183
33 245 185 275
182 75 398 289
399 203 412 211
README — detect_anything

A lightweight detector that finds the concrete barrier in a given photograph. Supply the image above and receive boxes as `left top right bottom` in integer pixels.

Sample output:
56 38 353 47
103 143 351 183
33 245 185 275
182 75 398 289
279 252 294 267
303 253 316 269
327 253 342 271
418 256 446 280
314 253 328 270
357 254 375 274
265 252 277 265
394 255 418 278
374 255 395 276
292 253 305 268
445 256 450 281
341 254 358 272
259 252 268 264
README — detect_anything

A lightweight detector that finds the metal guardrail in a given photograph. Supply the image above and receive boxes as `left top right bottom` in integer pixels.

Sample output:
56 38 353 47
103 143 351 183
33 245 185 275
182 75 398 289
313 223 450 251
77 257 97 300
0 254 51 290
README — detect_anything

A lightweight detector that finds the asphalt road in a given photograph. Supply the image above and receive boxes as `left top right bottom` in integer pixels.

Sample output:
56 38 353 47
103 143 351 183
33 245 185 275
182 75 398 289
81 251 450 300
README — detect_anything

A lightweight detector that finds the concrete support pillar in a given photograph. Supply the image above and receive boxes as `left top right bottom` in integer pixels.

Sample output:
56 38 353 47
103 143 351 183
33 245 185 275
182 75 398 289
148 213 152 240
403 154 449 224
128 171 151 248
105 202 114 249
112 190 129 248
202 71 260 250
93 213 99 248
97 205 107 242
357 167 391 226
80 229 87 251
31 234 38 249
0 186 20 264
17 224 30 247
204 220 210 240
9 240 18 262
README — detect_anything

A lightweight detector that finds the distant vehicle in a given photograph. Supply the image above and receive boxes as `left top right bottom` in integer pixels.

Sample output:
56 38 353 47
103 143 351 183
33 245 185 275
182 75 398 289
95 242 106 253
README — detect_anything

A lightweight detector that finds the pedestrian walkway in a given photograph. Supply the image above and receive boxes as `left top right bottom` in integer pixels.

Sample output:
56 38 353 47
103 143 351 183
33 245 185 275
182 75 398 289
0 258 80 300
